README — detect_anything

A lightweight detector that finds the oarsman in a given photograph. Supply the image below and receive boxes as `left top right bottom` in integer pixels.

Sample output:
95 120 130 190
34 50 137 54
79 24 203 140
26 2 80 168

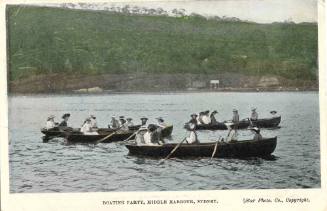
188 113 197 124
156 117 167 128
197 112 205 125
249 127 262 141
185 122 199 144
90 115 98 129
210 110 218 124
109 116 120 129
119 117 129 131
143 124 159 145
140 117 148 127
202 110 211 124
226 123 238 143
250 108 258 121
80 118 99 135
45 115 57 130
59 113 70 127
126 118 134 127
232 109 240 129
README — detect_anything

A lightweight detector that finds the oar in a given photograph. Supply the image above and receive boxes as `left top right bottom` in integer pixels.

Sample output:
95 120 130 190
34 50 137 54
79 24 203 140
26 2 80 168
163 137 186 161
210 137 222 161
120 130 140 143
95 125 123 144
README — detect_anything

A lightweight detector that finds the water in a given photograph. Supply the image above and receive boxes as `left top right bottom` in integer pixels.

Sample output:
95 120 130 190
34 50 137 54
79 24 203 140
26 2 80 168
8 92 320 193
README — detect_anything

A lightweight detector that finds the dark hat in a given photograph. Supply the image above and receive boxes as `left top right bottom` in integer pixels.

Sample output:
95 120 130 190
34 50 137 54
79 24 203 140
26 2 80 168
119 116 125 119
212 110 218 114
270 111 277 114
233 109 238 112
62 113 70 119
205 110 210 114
156 117 164 122
85 117 91 122
126 117 132 120
147 124 157 132
90 114 96 119
190 113 198 117
140 117 148 120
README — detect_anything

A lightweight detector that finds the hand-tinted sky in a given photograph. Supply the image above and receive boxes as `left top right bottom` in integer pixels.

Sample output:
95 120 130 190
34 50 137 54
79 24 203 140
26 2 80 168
44 0 318 23
109 0 317 23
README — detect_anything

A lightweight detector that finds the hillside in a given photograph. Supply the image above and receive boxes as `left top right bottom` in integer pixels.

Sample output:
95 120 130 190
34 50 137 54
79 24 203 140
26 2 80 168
6 5 318 93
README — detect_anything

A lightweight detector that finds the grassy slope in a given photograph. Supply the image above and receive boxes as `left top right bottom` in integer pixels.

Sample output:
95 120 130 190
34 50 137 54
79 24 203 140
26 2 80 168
7 5 318 82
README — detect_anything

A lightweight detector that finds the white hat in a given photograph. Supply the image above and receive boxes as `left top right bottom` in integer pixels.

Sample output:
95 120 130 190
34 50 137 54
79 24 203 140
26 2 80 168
48 115 55 120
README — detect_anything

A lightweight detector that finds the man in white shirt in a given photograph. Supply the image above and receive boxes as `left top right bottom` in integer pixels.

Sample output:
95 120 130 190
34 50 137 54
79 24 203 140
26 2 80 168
90 115 98 129
109 116 120 129
45 115 56 130
250 108 258 121
143 124 159 145
226 123 238 142
126 118 134 127
202 110 211 124
81 118 98 135
186 122 199 144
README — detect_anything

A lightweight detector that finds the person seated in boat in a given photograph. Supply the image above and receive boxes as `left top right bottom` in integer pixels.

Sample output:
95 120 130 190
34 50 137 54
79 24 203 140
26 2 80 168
210 110 218 124
143 124 163 145
226 123 238 143
119 117 129 131
250 107 258 121
197 112 205 125
109 116 120 129
140 117 148 128
156 117 167 128
189 113 198 124
80 118 99 135
249 127 263 141
45 115 57 130
58 113 70 127
185 122 199 144
201 110 211 124
126 118 134 127
90 115 98 129
232 109 240 129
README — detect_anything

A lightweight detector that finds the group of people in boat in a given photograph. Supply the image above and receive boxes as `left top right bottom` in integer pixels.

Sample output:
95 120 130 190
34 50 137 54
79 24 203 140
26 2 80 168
190 107 260 126
44 107 269 145
44 113 169 137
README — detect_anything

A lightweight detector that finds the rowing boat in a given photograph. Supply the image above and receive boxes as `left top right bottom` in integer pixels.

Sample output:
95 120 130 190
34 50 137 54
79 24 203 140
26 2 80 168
65 125 174 144
125 137 277 158
41 126 136 138
194 116 281 130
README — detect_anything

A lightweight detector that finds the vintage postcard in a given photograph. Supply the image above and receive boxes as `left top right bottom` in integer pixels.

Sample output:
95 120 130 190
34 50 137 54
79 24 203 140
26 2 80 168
1 0 326 210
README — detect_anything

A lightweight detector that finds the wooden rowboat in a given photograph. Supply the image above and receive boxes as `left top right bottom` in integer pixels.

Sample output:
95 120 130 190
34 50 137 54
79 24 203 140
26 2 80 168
65 125 174 144
125 137 277 158
41 126 136 138
194 116 281 130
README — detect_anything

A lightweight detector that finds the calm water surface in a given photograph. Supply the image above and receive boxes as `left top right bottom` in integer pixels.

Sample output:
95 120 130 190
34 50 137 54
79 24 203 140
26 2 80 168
8 92 320 193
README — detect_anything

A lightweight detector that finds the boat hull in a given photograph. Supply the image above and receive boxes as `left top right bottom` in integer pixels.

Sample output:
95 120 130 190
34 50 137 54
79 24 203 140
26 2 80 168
125 137 277 158
195 116 281 130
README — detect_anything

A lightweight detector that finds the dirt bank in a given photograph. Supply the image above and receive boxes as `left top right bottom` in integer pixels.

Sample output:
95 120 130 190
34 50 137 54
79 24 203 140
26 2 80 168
8 73 318 94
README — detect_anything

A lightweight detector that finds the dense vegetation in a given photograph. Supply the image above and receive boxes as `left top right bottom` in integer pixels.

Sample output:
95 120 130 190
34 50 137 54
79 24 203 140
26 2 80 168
7 5 318 81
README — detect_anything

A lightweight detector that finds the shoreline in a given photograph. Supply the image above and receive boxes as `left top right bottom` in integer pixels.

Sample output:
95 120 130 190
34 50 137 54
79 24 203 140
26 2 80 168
7 87 319 96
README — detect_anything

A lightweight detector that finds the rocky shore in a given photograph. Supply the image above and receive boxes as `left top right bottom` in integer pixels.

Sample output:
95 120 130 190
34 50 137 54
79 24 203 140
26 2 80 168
8 73 318 94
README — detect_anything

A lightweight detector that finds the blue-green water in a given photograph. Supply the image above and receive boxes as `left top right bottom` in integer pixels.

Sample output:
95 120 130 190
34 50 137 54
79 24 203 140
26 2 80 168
8 92 320 192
